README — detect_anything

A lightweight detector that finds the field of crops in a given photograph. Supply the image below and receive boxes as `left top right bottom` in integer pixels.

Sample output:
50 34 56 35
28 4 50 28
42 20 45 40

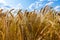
0 5 60 40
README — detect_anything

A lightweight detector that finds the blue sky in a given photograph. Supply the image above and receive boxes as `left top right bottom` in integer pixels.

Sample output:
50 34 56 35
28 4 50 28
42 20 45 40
0 0 60 11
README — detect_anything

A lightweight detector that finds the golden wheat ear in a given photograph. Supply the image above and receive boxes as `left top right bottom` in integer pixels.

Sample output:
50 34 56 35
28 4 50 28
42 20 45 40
0 9 3 14
9 9 14 18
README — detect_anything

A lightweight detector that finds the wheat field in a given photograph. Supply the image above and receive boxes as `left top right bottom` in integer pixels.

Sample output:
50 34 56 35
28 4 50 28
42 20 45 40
0 6 60 40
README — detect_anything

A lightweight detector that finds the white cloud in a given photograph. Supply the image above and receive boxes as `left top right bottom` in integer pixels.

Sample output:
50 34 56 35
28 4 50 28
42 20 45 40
0 0 12 9
0 0 6 3
48 0 58 1
54 6 60 11
0 0 23 10
0 4 12 9
38 0 58 1
0 0 6 6
39 0 44 1
17 3 23 9
10 3 23 10
28 1 43 10
45 2 53 6
39 0 58 1
29 3 35 9
54 6 60 9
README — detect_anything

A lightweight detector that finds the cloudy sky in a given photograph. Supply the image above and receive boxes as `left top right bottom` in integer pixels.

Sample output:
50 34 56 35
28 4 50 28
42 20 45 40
0 0 60 11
